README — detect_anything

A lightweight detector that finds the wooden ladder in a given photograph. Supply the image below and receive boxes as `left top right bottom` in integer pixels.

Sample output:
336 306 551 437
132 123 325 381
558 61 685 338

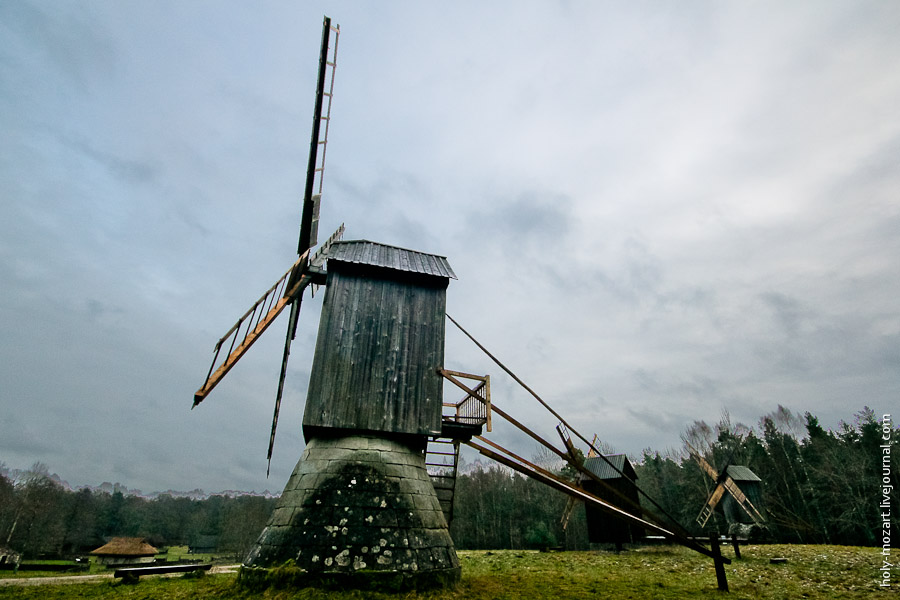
425 438 461 527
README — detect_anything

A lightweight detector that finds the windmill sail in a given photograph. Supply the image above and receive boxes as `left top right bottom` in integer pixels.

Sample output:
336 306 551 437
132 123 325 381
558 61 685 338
697 482 727 527
299 18 339 254
694 453 719 481
687 442 765 528
193 14 342 468
266 226 343 473
265 17 340 471
561 495 579 530
193 253 312 406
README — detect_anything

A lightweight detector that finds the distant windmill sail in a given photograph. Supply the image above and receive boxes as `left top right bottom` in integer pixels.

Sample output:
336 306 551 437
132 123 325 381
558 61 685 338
687 441 766 528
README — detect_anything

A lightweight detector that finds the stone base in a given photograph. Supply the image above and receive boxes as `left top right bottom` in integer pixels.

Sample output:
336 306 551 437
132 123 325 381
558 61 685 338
244 435 459 583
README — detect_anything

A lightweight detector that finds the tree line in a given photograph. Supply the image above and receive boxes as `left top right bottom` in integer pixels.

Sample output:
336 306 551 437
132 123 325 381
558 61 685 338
450 406 897 549
0 465 275 559
1 406 895 558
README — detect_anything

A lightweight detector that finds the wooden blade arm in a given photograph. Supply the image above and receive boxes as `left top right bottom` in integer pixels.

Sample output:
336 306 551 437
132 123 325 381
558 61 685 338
267 298 302 475
723 477 767 526
686 441 720 481
697 483 727 527
193 259 311 407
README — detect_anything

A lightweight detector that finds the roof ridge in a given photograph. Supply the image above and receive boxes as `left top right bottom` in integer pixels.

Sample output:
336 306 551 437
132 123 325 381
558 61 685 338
332 239 450 260
327 239 457 279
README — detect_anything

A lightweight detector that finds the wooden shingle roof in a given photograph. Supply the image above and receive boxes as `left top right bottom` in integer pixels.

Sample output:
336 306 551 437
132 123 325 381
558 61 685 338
726 465 761 482
580 454 637 481
327 240 457 279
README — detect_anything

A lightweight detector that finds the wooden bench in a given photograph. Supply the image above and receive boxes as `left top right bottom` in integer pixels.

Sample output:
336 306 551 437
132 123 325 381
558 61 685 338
114 563 212 583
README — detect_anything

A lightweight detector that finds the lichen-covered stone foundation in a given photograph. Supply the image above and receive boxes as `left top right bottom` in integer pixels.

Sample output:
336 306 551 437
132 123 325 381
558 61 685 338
243 435 460 589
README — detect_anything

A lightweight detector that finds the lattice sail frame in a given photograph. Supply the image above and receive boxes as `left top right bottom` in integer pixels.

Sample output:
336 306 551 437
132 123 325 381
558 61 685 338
689 446 766 528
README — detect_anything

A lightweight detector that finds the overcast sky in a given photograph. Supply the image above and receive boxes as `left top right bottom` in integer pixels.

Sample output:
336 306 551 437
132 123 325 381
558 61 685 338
1 1 898 494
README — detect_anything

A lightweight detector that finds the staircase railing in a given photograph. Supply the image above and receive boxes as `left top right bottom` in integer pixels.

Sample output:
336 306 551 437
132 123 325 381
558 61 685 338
438 370 491 431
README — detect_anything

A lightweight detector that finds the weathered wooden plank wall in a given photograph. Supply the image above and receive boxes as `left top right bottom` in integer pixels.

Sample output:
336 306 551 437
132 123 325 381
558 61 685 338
303 265 447 439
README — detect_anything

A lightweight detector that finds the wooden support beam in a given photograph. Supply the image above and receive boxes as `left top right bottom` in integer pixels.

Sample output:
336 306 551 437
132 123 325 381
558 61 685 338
465 437 729 565
490 402 690 540
466 439 674 537
710 534 729 592
447 314 693 537
731 534 742 560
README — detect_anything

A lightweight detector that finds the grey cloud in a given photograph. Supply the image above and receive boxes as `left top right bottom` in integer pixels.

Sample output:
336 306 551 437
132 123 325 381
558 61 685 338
457 191 575 290
59 135 160 185
548 237 669 307
0 1 116 91
2 1 899 494
760 291 808 338
466 191 572 246
625 406 693 440
633 368 723 401
0 415 57 456
84 298 126 324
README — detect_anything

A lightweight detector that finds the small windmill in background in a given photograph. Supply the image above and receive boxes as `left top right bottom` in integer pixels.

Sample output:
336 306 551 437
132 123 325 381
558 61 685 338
559 435 644 551
686 440 766 531
192 16 343 474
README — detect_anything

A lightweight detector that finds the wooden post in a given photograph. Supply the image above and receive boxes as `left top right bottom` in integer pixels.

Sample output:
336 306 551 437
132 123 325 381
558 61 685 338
710 534 729 592
731 533 741 560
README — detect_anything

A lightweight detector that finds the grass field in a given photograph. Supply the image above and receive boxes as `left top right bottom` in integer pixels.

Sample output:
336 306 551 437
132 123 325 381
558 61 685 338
0 544 890 599
0 545 229 579
157 545 229 564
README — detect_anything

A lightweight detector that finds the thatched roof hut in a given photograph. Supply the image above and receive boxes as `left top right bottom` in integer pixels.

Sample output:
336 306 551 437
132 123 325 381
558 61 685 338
90 537 158 565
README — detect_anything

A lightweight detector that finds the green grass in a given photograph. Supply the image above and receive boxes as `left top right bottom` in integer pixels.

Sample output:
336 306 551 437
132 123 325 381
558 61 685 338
0 559 96 579
157 545 228 564
0 546 231 580
0 545 890 599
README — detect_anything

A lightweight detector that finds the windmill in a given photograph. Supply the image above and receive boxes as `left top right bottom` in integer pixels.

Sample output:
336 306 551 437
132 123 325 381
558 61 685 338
557 435 645 551
192 16 343 475
193 17 464 588
687 441 766 530
189 14 737 593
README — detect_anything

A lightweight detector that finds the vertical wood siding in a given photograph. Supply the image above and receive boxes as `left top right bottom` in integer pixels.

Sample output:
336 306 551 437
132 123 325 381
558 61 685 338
303 267 447 437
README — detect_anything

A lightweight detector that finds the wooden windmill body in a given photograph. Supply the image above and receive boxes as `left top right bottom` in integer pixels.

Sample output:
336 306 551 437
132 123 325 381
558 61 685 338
579 454 643 550
193 18 462 587
244 242 460 582
302 241 454 441
719 466 764 527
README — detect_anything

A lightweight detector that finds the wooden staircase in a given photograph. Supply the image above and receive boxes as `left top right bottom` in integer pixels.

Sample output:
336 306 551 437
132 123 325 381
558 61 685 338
424 370 492 526
425 438 460 526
